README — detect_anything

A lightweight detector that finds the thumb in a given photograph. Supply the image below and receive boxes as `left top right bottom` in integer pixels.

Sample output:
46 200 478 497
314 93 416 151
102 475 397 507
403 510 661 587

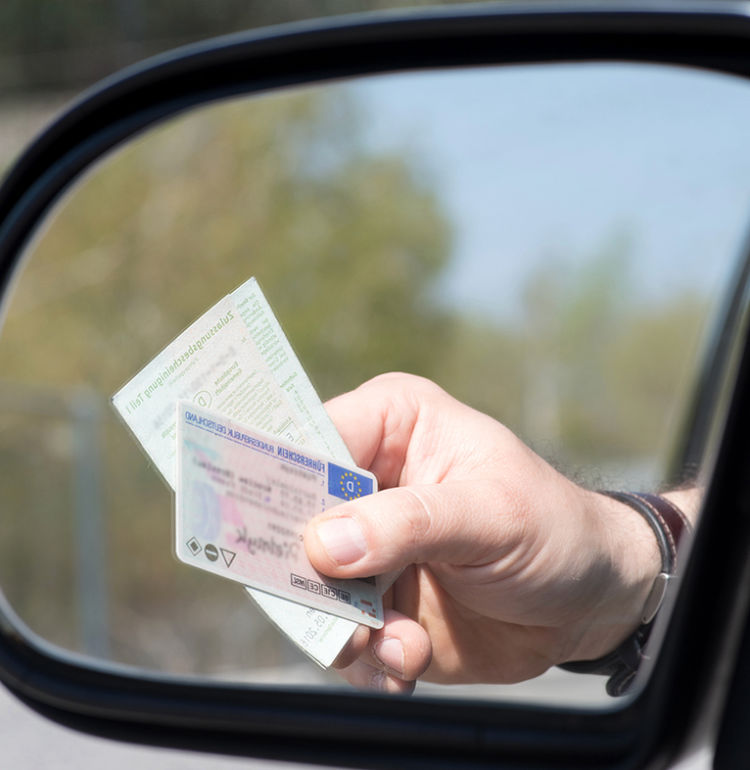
304 481 522 578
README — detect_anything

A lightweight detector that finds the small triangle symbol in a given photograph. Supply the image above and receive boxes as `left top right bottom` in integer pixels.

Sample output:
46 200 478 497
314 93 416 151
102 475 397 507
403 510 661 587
220 548 236 568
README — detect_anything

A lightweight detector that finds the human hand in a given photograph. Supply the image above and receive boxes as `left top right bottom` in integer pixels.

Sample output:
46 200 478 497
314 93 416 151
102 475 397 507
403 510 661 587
304 373 663 694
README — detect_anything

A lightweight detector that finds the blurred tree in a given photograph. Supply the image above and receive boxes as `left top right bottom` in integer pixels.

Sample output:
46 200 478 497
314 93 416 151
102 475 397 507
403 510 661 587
0 90 453 397
517 240 707 474
0 86 457 668
604 290 706 462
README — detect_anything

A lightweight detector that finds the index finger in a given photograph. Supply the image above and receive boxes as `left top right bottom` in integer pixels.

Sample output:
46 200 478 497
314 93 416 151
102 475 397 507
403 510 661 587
324 373 425 488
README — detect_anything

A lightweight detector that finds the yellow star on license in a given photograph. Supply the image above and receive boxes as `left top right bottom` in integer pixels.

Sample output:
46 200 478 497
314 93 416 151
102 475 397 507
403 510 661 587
339 471 363 499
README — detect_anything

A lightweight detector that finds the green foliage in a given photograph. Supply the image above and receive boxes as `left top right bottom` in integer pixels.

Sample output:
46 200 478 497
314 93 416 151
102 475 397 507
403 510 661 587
0 92 452 395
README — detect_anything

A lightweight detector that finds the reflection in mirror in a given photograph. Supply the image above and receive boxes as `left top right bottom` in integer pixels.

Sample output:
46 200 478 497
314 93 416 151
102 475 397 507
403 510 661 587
1 62 749 706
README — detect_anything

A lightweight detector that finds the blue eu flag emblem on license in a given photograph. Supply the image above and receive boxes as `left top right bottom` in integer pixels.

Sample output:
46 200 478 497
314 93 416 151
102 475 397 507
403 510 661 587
328 463 373 500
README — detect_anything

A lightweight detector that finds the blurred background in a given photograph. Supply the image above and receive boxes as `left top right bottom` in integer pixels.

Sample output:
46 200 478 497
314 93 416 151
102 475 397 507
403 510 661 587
1 1 750 706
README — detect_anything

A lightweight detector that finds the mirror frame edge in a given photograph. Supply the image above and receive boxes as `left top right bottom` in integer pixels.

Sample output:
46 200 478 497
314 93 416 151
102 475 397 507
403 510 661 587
3 3 750 767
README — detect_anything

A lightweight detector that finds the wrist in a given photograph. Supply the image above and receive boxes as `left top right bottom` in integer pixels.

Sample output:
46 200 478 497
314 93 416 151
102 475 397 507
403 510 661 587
566 490 663 662
561 489 694 695
661 487 702 528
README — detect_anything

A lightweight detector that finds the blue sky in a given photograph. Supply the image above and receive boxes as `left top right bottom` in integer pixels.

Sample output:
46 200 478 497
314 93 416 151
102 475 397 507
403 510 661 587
354 62 750 322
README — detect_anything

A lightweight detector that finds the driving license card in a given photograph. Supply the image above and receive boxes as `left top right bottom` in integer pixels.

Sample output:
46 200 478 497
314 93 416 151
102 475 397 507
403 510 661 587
176 402 383 628
112 277 365 666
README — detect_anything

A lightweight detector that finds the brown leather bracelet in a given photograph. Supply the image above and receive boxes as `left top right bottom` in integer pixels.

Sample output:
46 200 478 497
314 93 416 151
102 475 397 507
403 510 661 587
559 491 693 696
612 492 692 571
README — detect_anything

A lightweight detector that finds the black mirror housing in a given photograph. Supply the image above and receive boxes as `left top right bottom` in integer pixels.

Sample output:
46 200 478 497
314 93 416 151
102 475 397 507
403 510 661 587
4 4 750 768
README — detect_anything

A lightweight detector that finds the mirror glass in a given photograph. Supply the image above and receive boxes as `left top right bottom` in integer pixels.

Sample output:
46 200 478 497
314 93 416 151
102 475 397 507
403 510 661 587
1 61 749 706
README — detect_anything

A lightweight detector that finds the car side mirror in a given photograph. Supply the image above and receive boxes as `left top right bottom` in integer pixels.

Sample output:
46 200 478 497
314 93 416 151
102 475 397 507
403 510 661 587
4 5 750 768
